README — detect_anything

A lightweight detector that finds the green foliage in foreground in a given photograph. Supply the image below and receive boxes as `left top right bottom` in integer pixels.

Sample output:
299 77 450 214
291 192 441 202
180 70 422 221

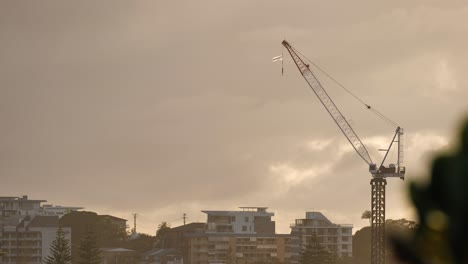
392 119 468 264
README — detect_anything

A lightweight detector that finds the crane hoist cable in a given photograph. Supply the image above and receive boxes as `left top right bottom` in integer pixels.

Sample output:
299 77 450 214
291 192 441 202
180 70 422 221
290 46 399 128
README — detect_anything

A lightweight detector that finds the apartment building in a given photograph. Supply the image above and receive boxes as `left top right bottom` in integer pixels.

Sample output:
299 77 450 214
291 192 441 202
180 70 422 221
188 232 292 264
290 211 353 261
42 204 84 218
0 195 82 219
0 196 77 263
204 207 275 235
0 215 71 263
0 196 46 218
166 207 292 264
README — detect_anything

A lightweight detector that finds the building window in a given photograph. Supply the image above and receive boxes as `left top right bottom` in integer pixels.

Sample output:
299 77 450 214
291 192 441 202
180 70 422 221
342 245 348 249
242 226 247 231
244 216 249 222
342 236 348 241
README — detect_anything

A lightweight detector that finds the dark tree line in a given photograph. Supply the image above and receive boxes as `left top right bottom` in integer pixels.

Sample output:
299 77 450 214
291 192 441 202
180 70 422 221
44 227 101 264
59 211 126 263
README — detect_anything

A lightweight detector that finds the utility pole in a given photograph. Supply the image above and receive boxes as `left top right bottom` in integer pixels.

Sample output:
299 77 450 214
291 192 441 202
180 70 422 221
183 213 186 225
132 213 137 234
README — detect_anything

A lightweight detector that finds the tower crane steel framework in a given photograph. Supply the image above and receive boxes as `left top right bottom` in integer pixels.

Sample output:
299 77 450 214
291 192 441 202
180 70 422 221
281 40 405 264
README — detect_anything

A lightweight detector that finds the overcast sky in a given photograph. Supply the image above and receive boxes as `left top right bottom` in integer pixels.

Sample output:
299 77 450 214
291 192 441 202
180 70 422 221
1 1 467 234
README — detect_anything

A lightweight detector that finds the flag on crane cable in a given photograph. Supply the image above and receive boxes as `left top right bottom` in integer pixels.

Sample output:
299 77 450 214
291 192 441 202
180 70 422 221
272 55 282 62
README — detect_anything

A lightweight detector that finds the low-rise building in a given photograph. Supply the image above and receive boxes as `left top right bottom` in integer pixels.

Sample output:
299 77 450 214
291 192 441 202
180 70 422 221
290 211 353 262
141 248 184 264
164 222 206 264
101 248 138 264
100 215 128 233
167 207 291 264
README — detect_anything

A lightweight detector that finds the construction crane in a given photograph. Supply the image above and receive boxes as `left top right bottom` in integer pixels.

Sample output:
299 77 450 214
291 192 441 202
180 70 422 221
281 40 405 264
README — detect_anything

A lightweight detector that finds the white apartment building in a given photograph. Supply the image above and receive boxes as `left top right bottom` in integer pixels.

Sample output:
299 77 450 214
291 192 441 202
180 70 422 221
186 207 291 264
290 212 353 260
42 204 83 218
0 196 83 219
0 215 71 263
0 196 46 217
0 196 76 263
203 207 275 234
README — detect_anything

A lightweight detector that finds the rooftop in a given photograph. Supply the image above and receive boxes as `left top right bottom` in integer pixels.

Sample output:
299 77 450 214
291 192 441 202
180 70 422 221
100 215 128 222
142 248 180 257
42 205 84 209
28 215 59 227
203 207 273 215
101 248 134 252
169 222 205 232
0 195 46 203
239 207 268 211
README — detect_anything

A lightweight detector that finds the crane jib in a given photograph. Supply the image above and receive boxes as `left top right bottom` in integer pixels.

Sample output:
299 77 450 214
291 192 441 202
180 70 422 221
281 40 373 166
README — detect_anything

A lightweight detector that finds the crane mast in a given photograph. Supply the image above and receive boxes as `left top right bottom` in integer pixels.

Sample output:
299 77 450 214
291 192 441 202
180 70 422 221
281 40 405 264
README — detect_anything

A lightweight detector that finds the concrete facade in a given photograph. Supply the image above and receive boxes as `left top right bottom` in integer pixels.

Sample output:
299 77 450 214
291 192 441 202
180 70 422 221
101 248 138 264
0 215 71 263
166 207 291 264
187 233 292 264
0 196 82 219
0 196 46 218
0 196 75 263
42 205 84 218
290 211 353 262
203 207 275 235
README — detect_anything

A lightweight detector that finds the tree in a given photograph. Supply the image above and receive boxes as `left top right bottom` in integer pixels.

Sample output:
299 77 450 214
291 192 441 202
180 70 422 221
155 221 171 246
352 219 418 264
60 211 127 263
44 227 72 264
78 229 101 264
361 210 371 225
123 233 158 253
300 234 335 264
